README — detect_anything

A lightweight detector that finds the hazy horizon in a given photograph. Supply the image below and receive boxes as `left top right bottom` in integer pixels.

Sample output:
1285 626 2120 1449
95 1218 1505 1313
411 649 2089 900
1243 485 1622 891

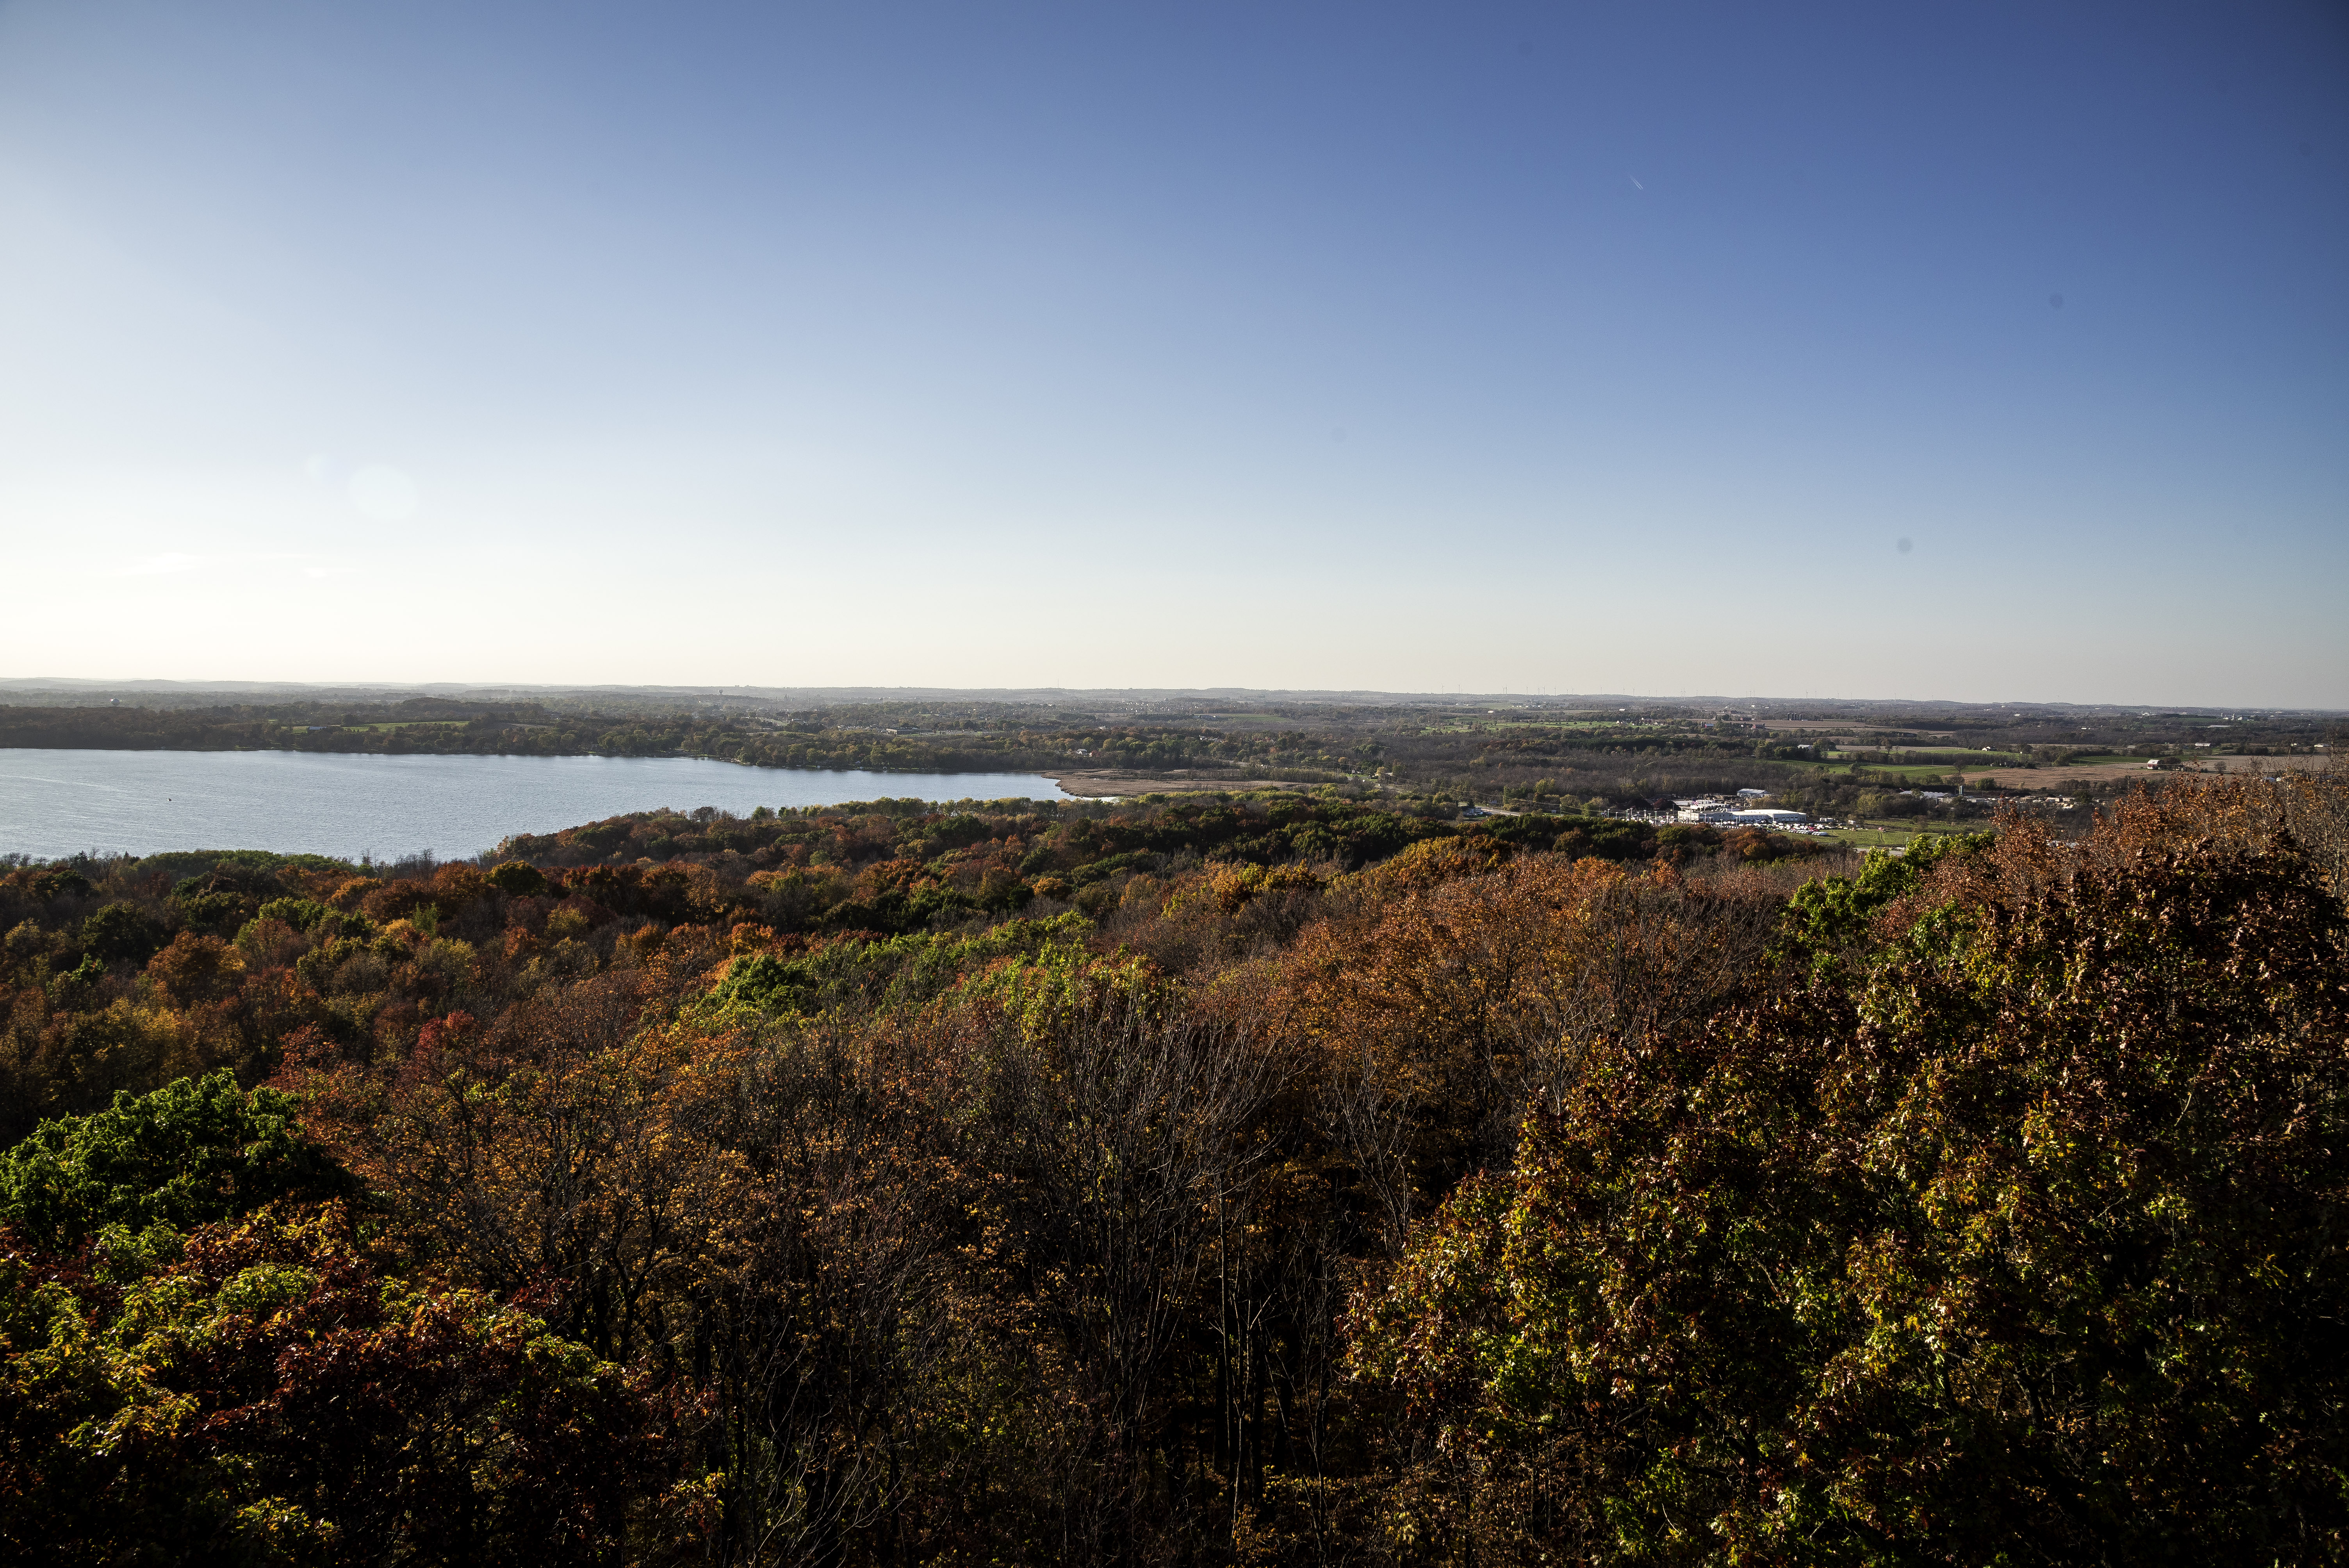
4 2 2343 706
3 674 2340 717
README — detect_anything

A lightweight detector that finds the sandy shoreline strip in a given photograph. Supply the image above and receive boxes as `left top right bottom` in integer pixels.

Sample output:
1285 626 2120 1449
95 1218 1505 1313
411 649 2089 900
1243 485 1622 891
1044 770 1328 799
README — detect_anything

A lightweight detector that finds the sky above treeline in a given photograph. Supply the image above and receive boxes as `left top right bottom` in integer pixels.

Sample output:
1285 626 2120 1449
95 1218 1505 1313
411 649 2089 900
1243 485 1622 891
2 2 2343 707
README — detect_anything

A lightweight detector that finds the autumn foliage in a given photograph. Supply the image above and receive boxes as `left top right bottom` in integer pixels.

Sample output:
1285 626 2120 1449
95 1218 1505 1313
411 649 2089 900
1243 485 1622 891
1351 780 2349 1563
4 775 2345 1564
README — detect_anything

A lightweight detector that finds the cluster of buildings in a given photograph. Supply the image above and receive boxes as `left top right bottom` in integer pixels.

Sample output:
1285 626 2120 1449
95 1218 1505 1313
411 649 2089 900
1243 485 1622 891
1674 790 1810 828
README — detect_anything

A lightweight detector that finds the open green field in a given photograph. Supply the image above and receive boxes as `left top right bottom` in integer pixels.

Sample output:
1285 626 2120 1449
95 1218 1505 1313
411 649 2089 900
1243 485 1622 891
1817 746 2027 763
1807 820 1990 851
1790 757 2021 782
1479 719 1648 731
282 720 474 733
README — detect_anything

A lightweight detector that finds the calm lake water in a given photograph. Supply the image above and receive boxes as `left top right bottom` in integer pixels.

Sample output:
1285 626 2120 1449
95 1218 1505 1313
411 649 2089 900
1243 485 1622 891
0 749 1071 863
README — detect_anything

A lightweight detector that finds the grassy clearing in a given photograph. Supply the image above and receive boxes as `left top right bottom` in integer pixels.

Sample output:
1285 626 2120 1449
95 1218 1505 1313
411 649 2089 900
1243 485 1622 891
1808 819 1993 850
271 720 473 733
1791 757 2023 782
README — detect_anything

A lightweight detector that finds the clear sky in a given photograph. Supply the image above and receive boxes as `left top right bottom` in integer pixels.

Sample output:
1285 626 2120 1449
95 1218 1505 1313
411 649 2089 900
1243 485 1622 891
2 1 2343 705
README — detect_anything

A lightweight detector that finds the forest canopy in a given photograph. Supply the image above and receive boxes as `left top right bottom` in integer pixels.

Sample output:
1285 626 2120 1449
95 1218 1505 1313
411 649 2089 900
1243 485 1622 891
2 774 2344 1565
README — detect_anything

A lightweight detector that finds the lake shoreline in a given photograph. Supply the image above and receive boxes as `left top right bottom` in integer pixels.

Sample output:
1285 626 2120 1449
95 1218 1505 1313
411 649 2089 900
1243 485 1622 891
0 749 1072 863
3 743 1340 805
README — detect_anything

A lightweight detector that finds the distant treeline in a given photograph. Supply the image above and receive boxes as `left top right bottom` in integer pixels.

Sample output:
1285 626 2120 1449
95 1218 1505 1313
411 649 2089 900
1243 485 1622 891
22 697 2290 821
0 698 1332 776
0 699 1839 800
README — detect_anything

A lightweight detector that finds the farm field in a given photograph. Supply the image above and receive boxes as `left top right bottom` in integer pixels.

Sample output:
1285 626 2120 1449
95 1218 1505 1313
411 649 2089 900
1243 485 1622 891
1787 755 2028 783
1806 818 2024 851
2038 754 2335 787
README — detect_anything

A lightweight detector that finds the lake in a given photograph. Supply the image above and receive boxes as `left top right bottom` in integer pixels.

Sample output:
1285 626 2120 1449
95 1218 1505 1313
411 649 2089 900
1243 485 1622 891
0 749 1072 863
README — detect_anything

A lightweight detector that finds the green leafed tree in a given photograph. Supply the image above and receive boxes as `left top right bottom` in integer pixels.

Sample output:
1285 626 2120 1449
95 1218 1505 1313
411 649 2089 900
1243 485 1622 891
0 1071 358 1249
1349 798 2349 1564
0 1205 696 1566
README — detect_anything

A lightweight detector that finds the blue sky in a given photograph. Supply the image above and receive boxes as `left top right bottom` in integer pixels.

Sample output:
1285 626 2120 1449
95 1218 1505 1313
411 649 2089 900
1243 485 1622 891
2 1 2343 704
